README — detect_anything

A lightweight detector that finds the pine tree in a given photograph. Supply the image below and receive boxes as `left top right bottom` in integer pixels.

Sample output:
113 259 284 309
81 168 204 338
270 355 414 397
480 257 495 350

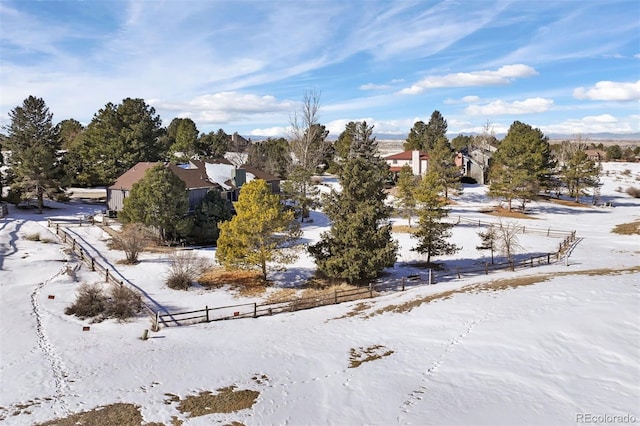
216 179 301 280
120 165 191 242
561 150 601 202
403 120 428 151
428 136 460 199
169 118 199 159
412 171 459 264
476 225 497 264
4 96 65 213
309 122 398 283
425 110 448 152
489 121 555 211
395 164 418 228
190 190 233 245
70 98 164 185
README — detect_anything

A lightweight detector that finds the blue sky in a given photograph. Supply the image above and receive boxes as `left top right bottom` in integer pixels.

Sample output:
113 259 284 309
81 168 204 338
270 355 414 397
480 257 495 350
1 0 639 139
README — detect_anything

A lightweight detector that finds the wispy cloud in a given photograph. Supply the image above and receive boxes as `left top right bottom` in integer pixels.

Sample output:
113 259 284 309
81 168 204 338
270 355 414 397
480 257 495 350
573 80 640 101
399 65 538 95
465 98 554 115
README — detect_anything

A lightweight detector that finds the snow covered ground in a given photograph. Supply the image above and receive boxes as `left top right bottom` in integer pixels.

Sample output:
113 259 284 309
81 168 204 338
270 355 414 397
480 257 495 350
0 162 638 425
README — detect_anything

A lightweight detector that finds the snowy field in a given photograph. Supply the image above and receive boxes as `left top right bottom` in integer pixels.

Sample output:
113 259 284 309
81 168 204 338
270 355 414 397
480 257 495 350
0 162 638 425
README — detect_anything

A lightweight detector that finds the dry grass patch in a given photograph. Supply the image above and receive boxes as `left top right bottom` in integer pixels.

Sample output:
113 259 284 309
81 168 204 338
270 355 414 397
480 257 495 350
37 403 145 426
349 345 394 368
391 224 416 234
543 197 592 208
265 284 374 312
176 386 259 418
485 206 538 220
612 221 640 235
198 268 268 297
332 302 372 320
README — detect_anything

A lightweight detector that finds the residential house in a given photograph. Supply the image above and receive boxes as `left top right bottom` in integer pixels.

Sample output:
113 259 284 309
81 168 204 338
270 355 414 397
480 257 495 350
455 147 493 184
584 149 606 162
384 150 430 177
106 159 280 212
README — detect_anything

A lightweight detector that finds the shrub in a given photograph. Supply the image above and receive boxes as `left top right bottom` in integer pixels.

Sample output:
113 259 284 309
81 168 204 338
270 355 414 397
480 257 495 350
107 285 142 320
625 186 640 198
24 232 40 241
166 251 211 290
112 223 151 264
65 283 108 319
622 169 631 176
65 282 142 321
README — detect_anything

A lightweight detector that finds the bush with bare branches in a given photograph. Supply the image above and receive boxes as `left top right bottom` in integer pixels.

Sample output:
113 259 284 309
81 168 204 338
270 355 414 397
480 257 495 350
112 223 152 264
495 220 524 262
166 251 211 290
107 285 143 320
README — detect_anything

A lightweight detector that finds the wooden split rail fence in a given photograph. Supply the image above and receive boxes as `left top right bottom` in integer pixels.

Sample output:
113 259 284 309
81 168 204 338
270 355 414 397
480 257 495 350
47 218 578 330
47 219 159 326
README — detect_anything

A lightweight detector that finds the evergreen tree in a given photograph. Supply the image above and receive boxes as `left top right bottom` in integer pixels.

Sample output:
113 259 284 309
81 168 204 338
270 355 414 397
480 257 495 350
4 96 65 213
451 134 473 152
216 179 301 280
69 98 164 186
412 171 459 264
196 129 229 159
169 118 199 159
309 121 398 283
561 150 601 202
334 121 358 161
428 136 460 199
246 137 290 178
489 121 555 211
120 165 191 242
476 225 497 264
395 164 418 228
56 119 84 150
190 190 233 245
425 110 448 152
403 120 427 151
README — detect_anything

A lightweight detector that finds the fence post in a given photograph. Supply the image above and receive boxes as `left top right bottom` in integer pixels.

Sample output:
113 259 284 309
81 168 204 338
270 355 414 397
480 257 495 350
105 269 109 282
205 305 209 322
335 290 338 304
253 303 257 318
428 269 432 285
154 312 160 331
478 219 481 227
47 219 51 227
547 254 550 264
510 260 514 271
401 277 405 291
456 268 461 279
56 223 59 235
369 283 373 298
72 239 76 252
547 227 550 236
91 257 95 271
522 226 525 234
530 257 533 267
485 263 489 275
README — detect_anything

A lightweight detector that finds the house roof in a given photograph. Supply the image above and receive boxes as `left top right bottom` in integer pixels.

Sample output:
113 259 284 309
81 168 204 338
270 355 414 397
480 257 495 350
167 163 219 190
108 159 280 192
384 150 430 161
108 162 159 190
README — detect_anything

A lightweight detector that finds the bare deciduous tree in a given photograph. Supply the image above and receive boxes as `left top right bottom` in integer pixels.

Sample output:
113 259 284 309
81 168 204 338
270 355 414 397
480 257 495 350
286 90 331 221
495 219 523 262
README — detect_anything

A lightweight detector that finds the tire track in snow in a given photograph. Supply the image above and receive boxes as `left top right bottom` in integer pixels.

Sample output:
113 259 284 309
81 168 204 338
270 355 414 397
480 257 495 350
30 266 72 417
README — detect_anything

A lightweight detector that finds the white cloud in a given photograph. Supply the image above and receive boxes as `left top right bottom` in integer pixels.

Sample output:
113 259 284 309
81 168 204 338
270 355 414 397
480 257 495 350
360 83 392 91
465 98 554 115
444 95 482 104
573 80 640 101
399 64 538 95
542 114 640 134
249 126 290 138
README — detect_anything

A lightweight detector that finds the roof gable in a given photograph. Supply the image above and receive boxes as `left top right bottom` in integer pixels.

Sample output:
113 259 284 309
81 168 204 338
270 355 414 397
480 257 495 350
384 150 430 161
